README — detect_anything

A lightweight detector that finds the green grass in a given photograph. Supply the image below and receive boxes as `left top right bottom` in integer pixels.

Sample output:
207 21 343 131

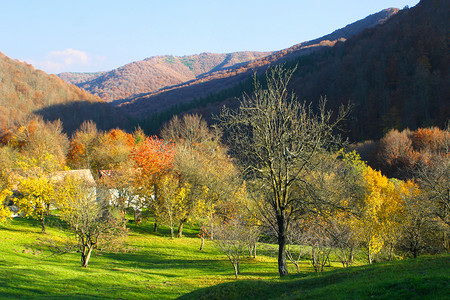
0 218 448 299
180 255 450 300
0 218 284 299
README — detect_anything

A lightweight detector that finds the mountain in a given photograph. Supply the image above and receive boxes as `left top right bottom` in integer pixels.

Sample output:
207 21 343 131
0 51 130 135
58 52 272 102
127 0 448 141
117 8 400 120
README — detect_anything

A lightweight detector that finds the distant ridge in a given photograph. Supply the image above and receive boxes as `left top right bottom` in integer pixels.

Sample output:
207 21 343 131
59 52 272 102
58 71 106 85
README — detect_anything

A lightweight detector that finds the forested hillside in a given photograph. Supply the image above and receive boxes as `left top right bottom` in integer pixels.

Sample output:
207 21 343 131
131 0 448 141
289 0 449 141
58 71 106 84
0 52 130 135
59 52 271 102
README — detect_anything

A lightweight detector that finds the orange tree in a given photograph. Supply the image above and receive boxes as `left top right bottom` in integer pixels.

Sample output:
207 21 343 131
130 136 176 230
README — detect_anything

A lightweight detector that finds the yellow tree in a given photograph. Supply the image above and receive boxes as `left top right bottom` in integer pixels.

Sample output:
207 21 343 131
0 146 14 223
358 166 403 263
14 151 64 233
156 173 190 238
17 176 55 233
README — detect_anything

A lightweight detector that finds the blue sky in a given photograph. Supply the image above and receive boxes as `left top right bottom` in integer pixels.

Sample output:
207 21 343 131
0 0 420 74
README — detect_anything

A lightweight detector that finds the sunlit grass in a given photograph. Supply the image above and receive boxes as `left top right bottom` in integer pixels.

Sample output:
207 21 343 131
1 217 448 299
0 217 281 299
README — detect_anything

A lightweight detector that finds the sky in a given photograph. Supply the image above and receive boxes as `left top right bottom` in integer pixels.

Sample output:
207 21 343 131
0 0 420 74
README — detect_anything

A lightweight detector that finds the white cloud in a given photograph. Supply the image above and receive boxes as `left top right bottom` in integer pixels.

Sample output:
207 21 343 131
47 48 90 67
28 48 104 74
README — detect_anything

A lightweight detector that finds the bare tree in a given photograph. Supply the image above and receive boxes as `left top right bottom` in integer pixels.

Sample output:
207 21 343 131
286 216 333 273
416 157 450 246
98 167 137 225
246 225 261 258
214 218 250 279
328 217 358 267
161 114 219 146
398 191 437 258
218 65 348 276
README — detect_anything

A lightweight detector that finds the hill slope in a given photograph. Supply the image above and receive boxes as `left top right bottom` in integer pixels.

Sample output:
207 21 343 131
287 0 449 140
59 52 272 102
118 8 399 120
179 255 450 300
0 52 130 134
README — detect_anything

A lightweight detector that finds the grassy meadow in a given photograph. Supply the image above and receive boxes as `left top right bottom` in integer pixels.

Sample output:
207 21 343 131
0 217 448 299
0 217 285 299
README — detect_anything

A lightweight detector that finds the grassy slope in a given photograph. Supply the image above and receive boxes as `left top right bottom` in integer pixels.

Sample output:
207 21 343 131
0 218 448 299
181 255 450 300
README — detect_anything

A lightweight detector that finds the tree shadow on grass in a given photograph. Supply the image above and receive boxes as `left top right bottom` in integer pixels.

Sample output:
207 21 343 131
102 250 227 274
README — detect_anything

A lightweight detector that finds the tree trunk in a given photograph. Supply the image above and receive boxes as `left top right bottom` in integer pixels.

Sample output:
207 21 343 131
388 243 394 261
170 224 174 239
443 232 449 251
40 216 46 233
120 209 127 229
277 214 289 277
312 246 318 272
412 240 419 258
200 236 205 251
134 208 142 223
210 223 214 241
81 245 94 268
177 220 185 238
233 263 239 279
349 247 354 264
248 244 257 258
154 222 158 233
